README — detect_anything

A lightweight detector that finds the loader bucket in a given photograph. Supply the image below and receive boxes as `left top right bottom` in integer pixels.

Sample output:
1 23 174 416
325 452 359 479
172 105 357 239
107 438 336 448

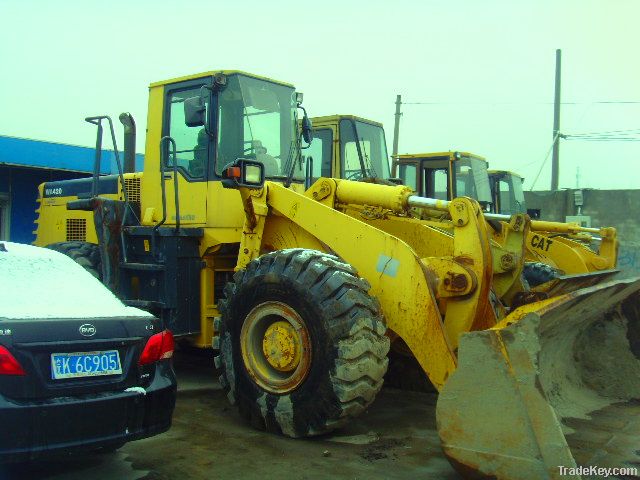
437 277 640 480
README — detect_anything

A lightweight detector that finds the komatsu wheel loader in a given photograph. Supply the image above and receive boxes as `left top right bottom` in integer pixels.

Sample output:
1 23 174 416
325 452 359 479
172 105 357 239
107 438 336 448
33 72 640 479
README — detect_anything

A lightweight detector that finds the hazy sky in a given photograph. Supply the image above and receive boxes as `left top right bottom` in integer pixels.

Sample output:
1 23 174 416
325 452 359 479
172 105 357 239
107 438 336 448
1 0 638 190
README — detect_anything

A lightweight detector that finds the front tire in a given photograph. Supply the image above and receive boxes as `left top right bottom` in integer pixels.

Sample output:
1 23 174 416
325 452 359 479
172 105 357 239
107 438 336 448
215 249 389 437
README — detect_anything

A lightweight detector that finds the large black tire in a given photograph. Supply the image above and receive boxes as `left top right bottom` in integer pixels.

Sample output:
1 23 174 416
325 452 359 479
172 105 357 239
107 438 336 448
215 248 390 437
523 262 560 288
46 241 102 280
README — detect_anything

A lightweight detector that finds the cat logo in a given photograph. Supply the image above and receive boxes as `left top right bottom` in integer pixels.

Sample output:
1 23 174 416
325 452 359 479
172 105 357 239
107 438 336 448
530 234 554 252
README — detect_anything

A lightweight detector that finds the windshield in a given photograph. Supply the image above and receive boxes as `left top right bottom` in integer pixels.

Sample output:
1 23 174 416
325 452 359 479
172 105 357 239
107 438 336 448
454 157 492 204
339 119 390 180
216 74 298 178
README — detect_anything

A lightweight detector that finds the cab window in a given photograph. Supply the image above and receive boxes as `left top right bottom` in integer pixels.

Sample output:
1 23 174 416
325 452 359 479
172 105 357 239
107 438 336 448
422 159 450 200
432 169 449 200
165 87 208 179
307 128 333 181
398 164 418 192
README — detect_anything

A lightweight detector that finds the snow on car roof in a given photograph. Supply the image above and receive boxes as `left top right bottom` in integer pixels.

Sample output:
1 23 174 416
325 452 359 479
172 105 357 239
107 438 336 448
0 242 153 319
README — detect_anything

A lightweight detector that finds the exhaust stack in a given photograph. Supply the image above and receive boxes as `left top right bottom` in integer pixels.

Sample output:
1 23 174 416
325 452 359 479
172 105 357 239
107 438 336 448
119 112 136 173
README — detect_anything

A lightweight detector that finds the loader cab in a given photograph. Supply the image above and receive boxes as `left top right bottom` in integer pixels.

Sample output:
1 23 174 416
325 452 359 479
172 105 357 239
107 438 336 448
488 170 526 216
393 152 492 209
305 115 391 183
142 71 300 227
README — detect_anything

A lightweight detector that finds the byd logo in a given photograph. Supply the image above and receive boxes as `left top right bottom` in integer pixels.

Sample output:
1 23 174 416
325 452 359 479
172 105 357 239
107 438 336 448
79 324 97 337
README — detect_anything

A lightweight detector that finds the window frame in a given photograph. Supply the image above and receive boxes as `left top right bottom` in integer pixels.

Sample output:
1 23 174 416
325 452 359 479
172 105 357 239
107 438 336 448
162 78 217 183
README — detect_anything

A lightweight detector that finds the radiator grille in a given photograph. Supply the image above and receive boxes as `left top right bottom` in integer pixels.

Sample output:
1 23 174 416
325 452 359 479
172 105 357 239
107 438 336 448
66 218 86 241
124 177 141 204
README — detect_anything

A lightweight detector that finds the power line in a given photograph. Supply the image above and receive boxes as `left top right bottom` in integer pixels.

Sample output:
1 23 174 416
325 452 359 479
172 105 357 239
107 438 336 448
529 132 561 191
565 128 640 135
564 137 640 141
401 101 640 106
563 128 640 141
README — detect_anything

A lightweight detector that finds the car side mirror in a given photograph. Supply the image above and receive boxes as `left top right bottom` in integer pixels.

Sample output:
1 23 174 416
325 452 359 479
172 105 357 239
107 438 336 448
184 96 206 127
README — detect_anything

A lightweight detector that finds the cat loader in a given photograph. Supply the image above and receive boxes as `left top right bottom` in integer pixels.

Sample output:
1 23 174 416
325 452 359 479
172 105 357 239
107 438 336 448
33 72 640 479
391 151 619 284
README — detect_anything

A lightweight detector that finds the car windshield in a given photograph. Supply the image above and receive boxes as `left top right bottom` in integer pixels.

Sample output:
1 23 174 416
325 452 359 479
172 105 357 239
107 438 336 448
216 74 298 178
339 119 391 180
454 156 492 204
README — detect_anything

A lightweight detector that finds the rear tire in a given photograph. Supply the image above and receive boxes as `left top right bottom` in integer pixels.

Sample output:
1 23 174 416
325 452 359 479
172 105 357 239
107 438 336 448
47 241 102 280
523 262 560 288
215 248 390 437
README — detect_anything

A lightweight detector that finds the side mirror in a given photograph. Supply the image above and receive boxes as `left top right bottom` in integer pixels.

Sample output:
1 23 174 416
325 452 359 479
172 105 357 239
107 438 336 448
301 114 313 144
222 159 265 189
184 96 206 127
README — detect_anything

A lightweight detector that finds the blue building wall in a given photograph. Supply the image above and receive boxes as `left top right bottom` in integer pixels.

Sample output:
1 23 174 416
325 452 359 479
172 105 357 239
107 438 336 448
0 135 145 244
0 135 144 173
0 166 88 244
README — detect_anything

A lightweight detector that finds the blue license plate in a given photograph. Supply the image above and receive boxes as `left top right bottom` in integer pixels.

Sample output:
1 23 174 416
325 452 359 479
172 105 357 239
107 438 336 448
51 350 122 379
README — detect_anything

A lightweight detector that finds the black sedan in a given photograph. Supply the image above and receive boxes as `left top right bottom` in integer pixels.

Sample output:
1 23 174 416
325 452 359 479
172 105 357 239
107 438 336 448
0 241 177 462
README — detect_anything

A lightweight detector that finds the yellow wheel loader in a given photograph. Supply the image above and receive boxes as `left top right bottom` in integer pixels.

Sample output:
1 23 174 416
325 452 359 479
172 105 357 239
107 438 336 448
221 168 640 478
33 72 640 479
392 151 619 284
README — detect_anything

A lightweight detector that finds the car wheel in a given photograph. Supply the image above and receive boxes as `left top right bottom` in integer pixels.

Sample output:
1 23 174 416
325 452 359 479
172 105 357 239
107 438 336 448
215 248 389 437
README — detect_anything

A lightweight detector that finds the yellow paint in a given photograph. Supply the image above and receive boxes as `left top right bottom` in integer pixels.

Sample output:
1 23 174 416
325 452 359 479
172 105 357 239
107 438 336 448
240 300 312 394
262 321 301 372
149 70 294 89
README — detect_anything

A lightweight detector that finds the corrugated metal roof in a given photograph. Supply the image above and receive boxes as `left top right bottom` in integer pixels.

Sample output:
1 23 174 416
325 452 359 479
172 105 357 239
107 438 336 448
0 135 144 174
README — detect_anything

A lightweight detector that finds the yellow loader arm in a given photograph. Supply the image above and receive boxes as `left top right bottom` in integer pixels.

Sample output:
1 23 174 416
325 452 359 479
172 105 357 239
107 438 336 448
525 220 618 273
236 179 503 388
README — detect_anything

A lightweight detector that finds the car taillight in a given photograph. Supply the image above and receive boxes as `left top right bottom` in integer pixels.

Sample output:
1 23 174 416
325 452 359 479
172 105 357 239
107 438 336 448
0 346 26 375
139 330 174 366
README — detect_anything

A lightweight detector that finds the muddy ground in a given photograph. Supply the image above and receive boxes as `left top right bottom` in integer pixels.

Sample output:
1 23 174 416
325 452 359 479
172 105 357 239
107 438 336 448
1 350 460 480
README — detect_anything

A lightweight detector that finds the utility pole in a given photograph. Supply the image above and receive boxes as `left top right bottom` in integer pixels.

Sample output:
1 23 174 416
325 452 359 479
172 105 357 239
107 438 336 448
551 49 562 190
392 95 402 159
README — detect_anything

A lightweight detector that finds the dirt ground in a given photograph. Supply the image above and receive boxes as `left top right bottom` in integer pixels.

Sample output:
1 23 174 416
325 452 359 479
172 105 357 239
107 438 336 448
1 350 460 480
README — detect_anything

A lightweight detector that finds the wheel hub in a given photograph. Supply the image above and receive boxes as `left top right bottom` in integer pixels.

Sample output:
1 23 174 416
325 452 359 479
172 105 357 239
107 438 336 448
262 321 301 372
240 301 312 394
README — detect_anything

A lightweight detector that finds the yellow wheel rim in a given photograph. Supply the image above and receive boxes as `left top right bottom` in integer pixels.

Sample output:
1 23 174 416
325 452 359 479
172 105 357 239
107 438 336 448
240 301 312 394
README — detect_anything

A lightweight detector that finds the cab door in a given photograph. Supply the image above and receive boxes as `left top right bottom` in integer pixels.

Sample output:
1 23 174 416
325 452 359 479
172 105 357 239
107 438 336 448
159 80 211 225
